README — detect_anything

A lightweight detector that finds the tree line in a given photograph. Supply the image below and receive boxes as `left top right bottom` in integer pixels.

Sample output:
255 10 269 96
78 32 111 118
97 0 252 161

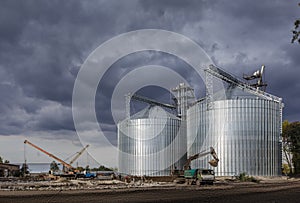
0 156 10 164
282 120 300 175
291 3 300 44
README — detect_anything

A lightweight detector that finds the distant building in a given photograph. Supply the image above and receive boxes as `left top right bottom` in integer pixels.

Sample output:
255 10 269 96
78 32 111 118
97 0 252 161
0 163 20 177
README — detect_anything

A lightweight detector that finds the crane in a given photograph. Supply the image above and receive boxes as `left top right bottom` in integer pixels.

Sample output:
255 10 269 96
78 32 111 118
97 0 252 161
24 140 74 171
183 147 219 170
69 144 89 166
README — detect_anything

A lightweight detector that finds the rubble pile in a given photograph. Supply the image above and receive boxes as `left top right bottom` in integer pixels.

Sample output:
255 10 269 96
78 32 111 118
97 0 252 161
0 178 174 191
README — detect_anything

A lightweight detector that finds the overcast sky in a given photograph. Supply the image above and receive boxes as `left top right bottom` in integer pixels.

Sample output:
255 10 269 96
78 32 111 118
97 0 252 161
0 0 299 168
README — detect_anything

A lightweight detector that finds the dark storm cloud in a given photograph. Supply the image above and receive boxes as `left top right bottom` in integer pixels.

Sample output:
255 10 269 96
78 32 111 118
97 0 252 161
191 1 300 122
0 0 144 136
0 0 299 140
95 51 201 144
1 0 146 103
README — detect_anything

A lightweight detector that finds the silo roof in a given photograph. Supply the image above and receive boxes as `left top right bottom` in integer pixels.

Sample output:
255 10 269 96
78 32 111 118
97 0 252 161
131 105 179 120
212 86 277 100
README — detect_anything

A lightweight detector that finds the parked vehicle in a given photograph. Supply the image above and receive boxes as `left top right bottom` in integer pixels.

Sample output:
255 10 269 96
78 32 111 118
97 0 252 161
173 147 219 185
184 168 215 185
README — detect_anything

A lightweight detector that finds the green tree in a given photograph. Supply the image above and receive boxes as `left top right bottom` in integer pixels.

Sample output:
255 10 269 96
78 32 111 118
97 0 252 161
282 120 293 173
91 165 113 171
50 161 59 172
21 163 29 176
283 121 300 174
282 163 290 176
0 156 10 164
291 3 300 44
76 166 84 172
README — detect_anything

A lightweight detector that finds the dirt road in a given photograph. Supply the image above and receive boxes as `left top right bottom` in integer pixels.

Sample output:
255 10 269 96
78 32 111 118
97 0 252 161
0 180 299 202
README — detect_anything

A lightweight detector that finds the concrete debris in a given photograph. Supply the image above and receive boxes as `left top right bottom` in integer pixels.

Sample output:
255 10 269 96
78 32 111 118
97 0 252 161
1 176 297 192
0 179 175 191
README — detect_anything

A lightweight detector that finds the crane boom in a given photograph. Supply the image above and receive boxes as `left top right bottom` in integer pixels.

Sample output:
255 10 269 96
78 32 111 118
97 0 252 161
24 140 74 170
69 145 89 165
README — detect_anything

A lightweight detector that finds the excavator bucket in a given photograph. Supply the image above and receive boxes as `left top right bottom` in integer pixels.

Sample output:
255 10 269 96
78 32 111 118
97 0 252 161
208 159 218 167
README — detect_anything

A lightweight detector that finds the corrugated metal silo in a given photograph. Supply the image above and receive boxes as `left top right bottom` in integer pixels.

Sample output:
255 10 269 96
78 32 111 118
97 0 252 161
118 106 187 176
187 97 282 176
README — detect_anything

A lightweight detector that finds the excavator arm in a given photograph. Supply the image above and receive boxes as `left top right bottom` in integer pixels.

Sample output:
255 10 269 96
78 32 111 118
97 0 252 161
183 151 210 170
184 147 219 170
208 147 219 167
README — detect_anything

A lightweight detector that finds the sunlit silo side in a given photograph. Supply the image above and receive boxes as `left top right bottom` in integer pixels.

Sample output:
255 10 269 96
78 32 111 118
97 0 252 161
118 106 187 176
187 98 282 176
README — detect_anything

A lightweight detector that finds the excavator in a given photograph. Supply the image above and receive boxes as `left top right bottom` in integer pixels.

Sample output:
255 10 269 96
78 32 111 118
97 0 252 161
174 147 219 185
183 147 219 185
183 147 219 170
24 140 89 177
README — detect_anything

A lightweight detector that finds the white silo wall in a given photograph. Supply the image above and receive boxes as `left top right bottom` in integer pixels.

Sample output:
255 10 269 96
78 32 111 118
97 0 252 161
187 98 282 176
118 106 187 176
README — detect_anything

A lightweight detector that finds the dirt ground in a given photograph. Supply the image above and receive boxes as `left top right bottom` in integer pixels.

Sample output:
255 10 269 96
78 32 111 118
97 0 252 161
0 179 299 203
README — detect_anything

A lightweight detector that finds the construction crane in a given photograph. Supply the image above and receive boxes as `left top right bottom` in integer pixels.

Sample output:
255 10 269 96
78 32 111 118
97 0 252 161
69 145 89 166
183 147 219 170
24 140 74 171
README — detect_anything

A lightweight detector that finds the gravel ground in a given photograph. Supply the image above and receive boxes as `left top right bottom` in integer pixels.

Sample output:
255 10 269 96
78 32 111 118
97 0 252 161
0 178 299 203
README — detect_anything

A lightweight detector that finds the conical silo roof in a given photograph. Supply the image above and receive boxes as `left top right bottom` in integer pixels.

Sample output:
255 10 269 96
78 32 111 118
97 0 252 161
130 105 179 120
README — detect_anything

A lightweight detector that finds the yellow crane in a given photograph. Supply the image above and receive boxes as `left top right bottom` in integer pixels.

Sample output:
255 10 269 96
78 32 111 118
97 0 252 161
69 144 89 166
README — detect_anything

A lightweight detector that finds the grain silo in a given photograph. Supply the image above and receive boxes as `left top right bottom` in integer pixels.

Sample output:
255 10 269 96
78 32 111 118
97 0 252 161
187 65 283 176
118 105 187 176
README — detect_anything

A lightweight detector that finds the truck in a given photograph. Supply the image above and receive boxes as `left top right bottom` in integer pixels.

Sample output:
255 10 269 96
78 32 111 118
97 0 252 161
184 168 215 185
173 147 219 185
83 170 96 178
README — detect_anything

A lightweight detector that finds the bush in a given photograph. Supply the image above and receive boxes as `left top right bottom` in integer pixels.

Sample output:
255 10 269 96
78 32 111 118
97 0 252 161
237 172 260 183
238 172 247 181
